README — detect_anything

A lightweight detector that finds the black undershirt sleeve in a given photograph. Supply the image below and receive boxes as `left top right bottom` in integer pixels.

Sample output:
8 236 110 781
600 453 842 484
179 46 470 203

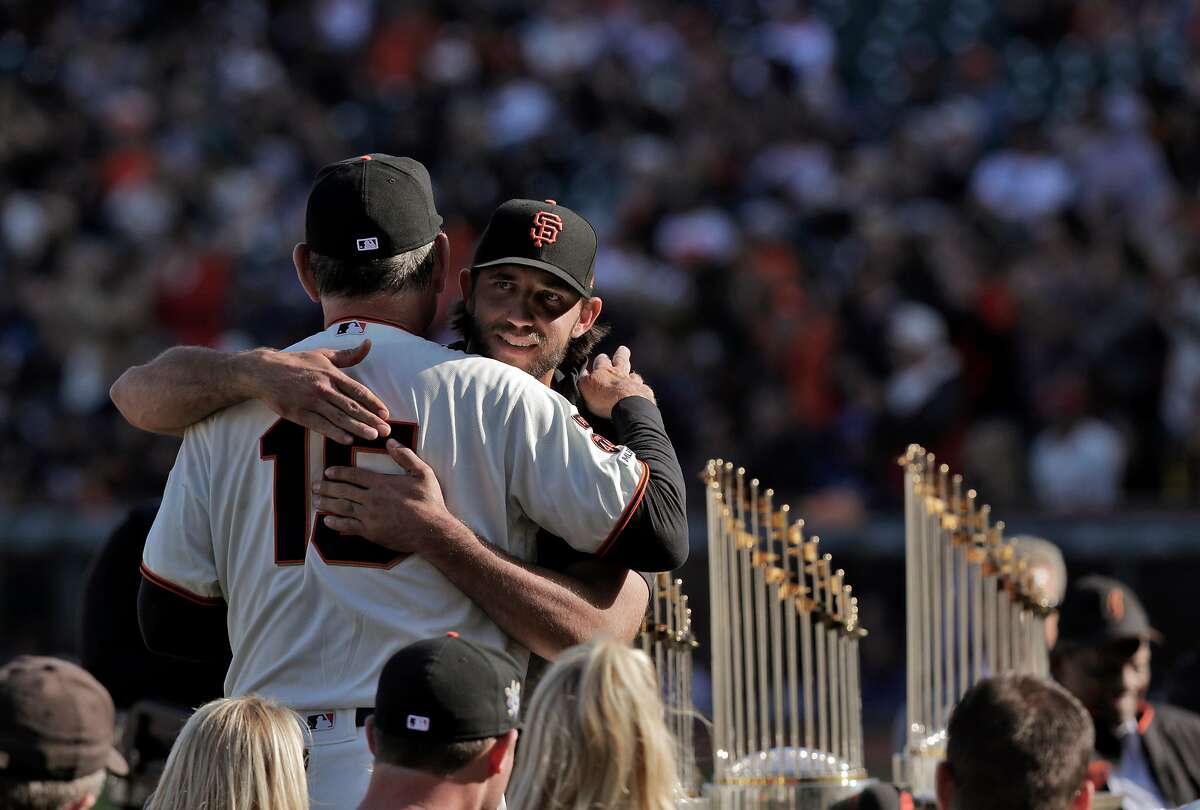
599 395 689 571
138 577 233 666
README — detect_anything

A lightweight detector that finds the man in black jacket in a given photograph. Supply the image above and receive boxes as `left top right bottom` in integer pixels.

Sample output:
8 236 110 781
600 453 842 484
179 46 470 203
1052 575 1200 809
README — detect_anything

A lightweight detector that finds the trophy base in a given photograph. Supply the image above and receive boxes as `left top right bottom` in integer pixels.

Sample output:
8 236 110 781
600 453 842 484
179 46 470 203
703 778 875 809
704 749 873 810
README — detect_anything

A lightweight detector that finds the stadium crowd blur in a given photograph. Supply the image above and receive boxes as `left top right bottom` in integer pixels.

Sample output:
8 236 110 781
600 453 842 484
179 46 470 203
3 0 1200 520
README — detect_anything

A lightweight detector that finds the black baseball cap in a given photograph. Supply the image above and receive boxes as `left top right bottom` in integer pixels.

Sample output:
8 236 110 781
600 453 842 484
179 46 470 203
306 154 443 262
471 199 597 297
1057 575 1162 646
0 656 129 781
373 634 523 743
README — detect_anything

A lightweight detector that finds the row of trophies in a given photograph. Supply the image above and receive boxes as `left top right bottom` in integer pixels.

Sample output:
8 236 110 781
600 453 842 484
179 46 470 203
634 448 1057 808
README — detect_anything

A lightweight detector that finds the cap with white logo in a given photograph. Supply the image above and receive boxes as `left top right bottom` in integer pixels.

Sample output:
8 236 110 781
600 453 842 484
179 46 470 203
305 154 443 264
373 633 523 742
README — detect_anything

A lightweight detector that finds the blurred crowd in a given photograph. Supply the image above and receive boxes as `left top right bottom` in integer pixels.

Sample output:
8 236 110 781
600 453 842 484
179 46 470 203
5 0 1200 517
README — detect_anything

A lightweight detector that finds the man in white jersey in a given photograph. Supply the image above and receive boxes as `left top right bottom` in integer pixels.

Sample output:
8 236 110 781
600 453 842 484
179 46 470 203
135 155 687 810
113 199 663 673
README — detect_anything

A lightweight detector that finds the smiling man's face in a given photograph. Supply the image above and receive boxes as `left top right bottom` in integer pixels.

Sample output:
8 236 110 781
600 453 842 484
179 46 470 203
462 264 600 384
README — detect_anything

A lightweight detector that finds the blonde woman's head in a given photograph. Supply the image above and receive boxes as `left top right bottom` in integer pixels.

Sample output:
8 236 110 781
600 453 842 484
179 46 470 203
145 695 309 810
507 638 679 810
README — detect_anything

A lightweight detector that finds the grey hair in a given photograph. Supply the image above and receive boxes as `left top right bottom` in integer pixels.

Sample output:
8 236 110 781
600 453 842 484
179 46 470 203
0 769 106 810
308 239 438 299
1010 535 1068 608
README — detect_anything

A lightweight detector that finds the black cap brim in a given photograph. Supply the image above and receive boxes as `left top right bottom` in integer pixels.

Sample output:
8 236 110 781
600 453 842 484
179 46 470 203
472 257 592 298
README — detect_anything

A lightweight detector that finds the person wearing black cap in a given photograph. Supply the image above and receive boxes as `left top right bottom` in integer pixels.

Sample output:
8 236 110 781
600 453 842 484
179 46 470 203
113 194 678 662
125 155 686 809
1052 575 1200 809
358 634 521 810
312 199 669 668
0 655 129 810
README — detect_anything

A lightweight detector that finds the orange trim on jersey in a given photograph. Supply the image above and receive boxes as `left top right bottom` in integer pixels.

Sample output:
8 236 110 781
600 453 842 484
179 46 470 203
595 460 650 559
1138 702 1155 735
139 562 224 606
324 315 416 333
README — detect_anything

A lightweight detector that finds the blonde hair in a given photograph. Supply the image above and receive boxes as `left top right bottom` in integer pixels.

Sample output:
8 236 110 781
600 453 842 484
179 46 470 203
145 696 309 810
507 639 679 810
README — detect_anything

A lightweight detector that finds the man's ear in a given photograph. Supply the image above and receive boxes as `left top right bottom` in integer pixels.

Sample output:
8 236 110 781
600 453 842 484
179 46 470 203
1070 778 1094 810
935 760 954 810
365 715 378 756
293 243 320 303
459 268 475 311
486 729 519 776
430 232 451 295
572 295 603 339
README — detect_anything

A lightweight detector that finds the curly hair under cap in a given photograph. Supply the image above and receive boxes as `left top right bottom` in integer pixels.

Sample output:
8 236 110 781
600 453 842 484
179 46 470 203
448 299 610 376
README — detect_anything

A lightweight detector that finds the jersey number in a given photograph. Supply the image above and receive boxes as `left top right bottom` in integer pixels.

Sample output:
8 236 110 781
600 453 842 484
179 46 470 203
259 420 418 569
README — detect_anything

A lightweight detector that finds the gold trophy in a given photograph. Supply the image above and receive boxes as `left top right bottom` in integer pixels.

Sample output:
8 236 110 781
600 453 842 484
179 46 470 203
704 460 872 809
893 446 1053 801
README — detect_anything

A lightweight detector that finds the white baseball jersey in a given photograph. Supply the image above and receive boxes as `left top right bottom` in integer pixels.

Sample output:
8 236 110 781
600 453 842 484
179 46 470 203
141 317 649 709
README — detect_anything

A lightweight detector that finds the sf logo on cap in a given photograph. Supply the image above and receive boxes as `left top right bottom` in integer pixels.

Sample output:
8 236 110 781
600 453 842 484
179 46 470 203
1106 588 1125 621
531 210 563 248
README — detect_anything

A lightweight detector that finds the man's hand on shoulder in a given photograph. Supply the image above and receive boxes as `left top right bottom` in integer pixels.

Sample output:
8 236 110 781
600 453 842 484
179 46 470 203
314 440 467 556
578 345 656 419
236 340 392 444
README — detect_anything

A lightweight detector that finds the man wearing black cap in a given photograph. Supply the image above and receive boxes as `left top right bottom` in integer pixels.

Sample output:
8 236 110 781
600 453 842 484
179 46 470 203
125 155 686 809
312 198 662 666
358 634 522 810
1052 575 1200 809
0 656 128 810
114 194 671 663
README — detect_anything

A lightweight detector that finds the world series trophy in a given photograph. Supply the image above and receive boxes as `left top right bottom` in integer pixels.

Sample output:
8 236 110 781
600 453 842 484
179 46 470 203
703 460 873 809
893 445 1055 803
638 572 703 802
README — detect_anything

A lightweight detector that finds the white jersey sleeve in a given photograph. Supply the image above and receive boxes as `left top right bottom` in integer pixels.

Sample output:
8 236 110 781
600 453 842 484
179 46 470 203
141 418 223 604
504 380 649 557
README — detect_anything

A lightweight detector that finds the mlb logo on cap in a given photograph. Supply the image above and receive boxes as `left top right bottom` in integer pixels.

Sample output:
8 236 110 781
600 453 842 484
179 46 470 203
407 715 430 732
357 237 379 251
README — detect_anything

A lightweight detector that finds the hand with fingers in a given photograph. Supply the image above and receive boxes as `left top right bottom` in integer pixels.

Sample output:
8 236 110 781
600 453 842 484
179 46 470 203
242 340 392 445
578 345 656 419
312 440 458 553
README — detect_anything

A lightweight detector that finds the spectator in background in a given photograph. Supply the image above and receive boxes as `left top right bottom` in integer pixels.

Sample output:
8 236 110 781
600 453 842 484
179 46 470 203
507 638 679 810
1010 534 1069 649
143 696 309 810
0 656 128 810
1052 576 1200 809
936 673 1094 810
358 635 521 810
882 301 965 462
1030 374 1127 513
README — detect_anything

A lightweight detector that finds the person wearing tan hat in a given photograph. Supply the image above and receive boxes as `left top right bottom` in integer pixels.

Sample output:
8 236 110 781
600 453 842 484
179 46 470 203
1052 575 1200 809
0 656 128 810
